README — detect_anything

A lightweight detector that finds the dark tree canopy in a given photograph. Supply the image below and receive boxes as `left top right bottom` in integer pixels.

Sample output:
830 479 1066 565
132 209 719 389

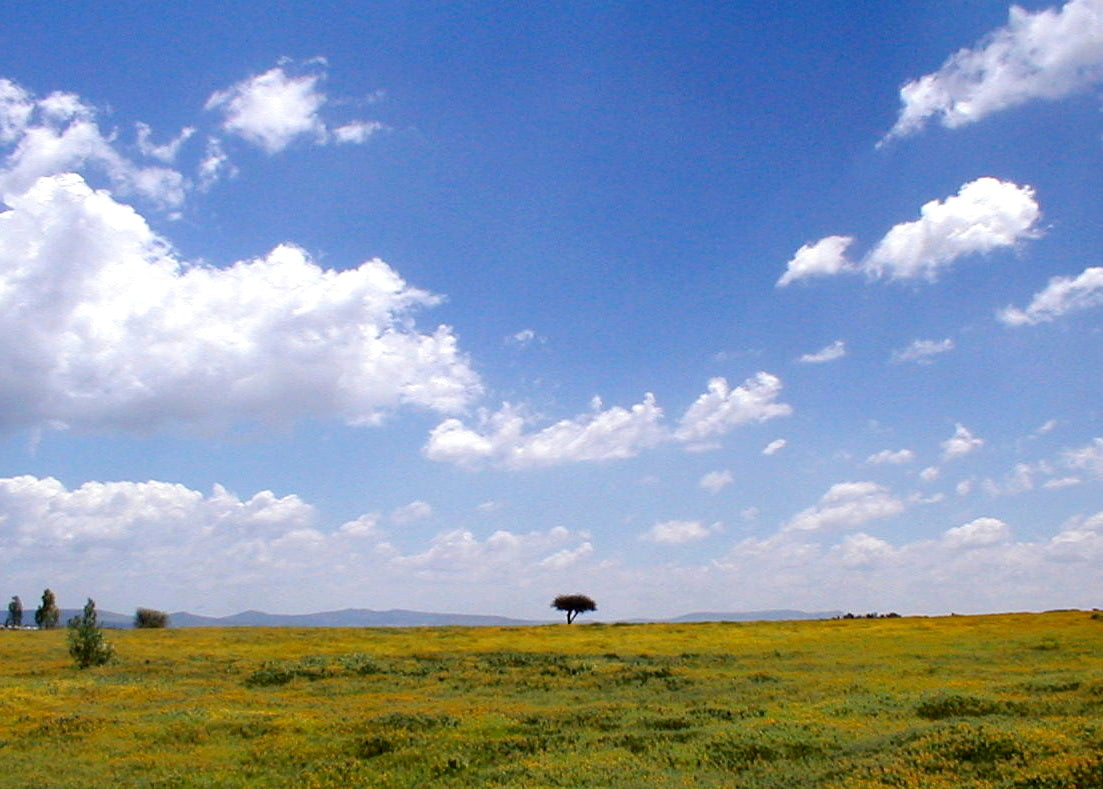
551 594 597 624
34 588 59 629
135 608 170 628
6 595 22 627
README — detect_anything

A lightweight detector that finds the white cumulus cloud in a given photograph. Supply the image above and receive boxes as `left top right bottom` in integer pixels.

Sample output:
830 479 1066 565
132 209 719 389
942 424 984 461
1000 266 1103 325
778 178 1040 286
943 517 1012 549
0 474 600 614
0 173 480 432
784 481 907 532
206 64 328 153
206 62 382 154
674 373 792 443
427 373 791 470
0 78 185 208
776 236 855 287
885 0 1103 141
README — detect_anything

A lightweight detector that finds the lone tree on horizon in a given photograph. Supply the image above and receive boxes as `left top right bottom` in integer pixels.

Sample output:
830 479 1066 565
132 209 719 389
552 594 597 624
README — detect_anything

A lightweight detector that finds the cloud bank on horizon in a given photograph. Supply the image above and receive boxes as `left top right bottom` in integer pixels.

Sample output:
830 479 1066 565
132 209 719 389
0 0 1100 619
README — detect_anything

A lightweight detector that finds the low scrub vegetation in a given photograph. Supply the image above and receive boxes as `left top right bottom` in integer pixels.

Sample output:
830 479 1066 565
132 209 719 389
0 611 1101 786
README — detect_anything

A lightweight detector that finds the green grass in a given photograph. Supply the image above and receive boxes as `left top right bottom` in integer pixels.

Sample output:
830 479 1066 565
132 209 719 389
1 612 1101 787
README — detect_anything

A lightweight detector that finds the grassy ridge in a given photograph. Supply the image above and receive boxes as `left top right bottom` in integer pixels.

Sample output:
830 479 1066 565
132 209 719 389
1 612 1101 787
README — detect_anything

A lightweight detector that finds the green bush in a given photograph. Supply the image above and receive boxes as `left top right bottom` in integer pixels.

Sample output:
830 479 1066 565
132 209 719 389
134 607 170 628
67 599 114 669
915 692 1004 720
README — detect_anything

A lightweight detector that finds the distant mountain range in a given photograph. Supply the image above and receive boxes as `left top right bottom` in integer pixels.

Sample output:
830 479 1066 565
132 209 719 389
61 606 842 629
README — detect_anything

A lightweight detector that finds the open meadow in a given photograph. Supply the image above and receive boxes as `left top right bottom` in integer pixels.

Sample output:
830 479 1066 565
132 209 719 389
1 612 1102 787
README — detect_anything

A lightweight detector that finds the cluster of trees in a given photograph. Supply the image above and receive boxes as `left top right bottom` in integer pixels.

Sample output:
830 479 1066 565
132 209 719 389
837 612 902 620
3 590 171 669
4 589 60 629
3 590 169 631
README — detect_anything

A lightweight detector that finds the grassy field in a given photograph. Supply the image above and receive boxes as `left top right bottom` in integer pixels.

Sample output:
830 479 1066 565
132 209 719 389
1 612 1101 787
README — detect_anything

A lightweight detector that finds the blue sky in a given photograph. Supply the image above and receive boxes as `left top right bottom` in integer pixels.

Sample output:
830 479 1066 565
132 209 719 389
1 0 1102 620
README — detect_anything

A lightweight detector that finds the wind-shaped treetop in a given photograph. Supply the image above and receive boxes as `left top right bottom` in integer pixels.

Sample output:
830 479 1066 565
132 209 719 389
551 594 597 624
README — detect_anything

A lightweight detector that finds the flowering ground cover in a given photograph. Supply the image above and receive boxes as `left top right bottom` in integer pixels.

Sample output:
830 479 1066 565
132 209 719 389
0 612 1100 787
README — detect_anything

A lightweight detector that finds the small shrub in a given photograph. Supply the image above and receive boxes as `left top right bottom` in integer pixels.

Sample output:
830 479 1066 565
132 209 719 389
244 664 297 688
370 711 459 731
243 657 333 687
916 692 1004 720
67 598 114 669
338 653 385 675
134 607 170 628
355 735 397 758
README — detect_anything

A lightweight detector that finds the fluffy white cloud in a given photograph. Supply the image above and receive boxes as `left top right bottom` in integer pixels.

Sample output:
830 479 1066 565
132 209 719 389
891 338 954 364
0 173 480 432
885 0 1103 140
762 438 787 456
674 373 792 443
776 236 854 286
1000 266 1103 325
427 373 791 470
640 520 715 544
0 78 185 208
778 178 1040 285
206 65 328 153
1 472 1100 619
0 474 600 615
784 481 906 532
699 469 733 494
942 517 1012 549
798 340 847 363
920 466 941 482
424 396 666 470
942 423 984 461
206 62 381 154
865 179 1040 280
867 449 915 465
